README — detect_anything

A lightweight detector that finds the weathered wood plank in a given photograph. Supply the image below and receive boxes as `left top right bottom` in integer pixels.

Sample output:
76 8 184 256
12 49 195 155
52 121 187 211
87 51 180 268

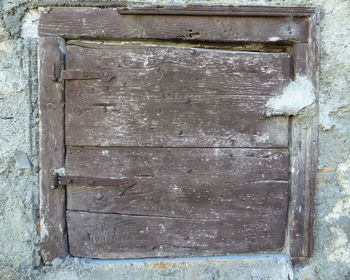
67 181 288 218
67 210 287 259
66 44 291 97
39 8 309 43
117 6 317 17
66 147 289 179
65 45 290 147
38 37 67 262
66 147 289 218
288 11 320 259
66 96 288 147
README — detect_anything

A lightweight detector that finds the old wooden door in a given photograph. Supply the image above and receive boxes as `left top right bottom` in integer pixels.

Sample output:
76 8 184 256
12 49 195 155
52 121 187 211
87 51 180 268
62 42 290 258
39 7 319 262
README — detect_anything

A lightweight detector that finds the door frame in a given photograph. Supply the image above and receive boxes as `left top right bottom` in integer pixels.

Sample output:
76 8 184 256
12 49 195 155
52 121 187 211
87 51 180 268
38 6 319 263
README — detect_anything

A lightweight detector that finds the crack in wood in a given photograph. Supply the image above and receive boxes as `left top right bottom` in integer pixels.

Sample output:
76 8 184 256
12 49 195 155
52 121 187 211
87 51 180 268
118 182 137 196
67 209 222 222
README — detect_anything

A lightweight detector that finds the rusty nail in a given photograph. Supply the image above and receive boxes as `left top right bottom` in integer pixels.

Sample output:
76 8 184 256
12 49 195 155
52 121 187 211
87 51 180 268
51 64 57 81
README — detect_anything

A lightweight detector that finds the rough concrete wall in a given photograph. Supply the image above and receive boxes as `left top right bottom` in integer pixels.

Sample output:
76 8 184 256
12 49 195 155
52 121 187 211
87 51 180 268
0 0 349 279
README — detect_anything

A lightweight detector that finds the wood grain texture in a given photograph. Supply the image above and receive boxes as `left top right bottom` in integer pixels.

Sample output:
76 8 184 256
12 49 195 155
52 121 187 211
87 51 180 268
67 210 287 259
118 6 317 17
65 44 290 147
38 37 67 262
65 44 290 96
66 147 289 219
37 6 319 261
38 7 309 43
288 10 320 259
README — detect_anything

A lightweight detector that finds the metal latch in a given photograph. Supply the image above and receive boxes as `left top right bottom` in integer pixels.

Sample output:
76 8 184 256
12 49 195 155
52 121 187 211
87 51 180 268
51 174 136 189
61 69 118 82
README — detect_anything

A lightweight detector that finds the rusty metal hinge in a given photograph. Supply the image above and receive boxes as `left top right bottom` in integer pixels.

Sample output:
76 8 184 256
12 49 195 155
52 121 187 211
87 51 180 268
61 69 118 82
51 174 136 189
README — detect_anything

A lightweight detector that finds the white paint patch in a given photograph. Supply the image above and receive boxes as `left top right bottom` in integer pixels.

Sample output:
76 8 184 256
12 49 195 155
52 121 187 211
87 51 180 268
53 167 66 176
40 217 49 239
266 75 315 116
101 150 109 157
254 134 270 143
20 10 40 39
268 37 281 42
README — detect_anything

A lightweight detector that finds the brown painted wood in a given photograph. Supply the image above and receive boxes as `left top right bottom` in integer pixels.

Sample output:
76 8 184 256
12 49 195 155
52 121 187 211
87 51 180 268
38 37 67 262
65 43 290 96
65 44 290 147
117 6 316 17
66 147 289 179
66 147 289 219
288 11 320 259
67 210 287 259
38 6 319 261
38 8 309 43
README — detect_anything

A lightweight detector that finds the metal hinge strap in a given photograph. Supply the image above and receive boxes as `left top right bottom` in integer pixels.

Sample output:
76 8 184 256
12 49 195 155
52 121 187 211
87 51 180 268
52 175 135 189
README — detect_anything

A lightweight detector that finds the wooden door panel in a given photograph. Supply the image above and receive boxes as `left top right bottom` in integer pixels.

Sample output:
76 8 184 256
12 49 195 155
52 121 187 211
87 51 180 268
66 146 288 179
66 44 290 96
67 210 287 259
39 9 310 42
66 147 289 219
66 95 288 147
64 42 291 258
65 44 290 147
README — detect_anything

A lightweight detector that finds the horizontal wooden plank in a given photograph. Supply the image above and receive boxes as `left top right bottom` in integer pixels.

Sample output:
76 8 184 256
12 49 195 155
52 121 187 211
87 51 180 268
65 45 290 147
66 95 288 147
39 8 309 43
118 6 317 17
66 147 289 218
67 180 288 219
66 147 289 180
66 44 290 97
67 210 287 258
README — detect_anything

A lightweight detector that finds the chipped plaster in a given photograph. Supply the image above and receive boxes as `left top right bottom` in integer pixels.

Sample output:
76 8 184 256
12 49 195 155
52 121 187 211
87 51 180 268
266 75 315 116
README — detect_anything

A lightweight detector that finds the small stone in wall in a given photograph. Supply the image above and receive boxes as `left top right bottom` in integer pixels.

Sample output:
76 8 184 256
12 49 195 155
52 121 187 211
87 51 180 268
15 150 32 170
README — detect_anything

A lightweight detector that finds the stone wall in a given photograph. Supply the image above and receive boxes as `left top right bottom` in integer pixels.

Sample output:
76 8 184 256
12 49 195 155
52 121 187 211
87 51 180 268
0 0 349 279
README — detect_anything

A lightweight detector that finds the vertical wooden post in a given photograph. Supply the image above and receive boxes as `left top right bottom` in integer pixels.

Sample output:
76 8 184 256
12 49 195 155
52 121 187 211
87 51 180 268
38 37 67 262
288 11 320 259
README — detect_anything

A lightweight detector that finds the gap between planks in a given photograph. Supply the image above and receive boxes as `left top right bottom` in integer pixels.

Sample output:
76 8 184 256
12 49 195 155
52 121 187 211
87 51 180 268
66 145 289 149
67 209 227 222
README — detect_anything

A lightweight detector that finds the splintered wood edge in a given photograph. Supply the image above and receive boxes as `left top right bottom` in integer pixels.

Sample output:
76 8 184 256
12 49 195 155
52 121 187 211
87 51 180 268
38 6 319 261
